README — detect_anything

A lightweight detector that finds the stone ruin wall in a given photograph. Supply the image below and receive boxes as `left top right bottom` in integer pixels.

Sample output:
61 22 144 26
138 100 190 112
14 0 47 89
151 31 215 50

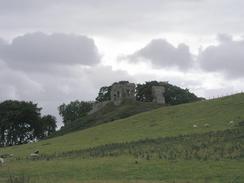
89 82 165 114
152 85 166 104
110 83 136 105
88 101 110 115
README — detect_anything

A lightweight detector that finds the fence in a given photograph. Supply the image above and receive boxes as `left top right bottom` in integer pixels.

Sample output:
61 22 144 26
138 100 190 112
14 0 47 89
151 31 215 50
206 91 244 100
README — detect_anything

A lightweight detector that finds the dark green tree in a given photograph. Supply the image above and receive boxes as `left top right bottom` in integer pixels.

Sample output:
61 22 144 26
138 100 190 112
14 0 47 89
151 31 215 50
136 81 202 105
95 86 112 102
0 100 56 147
40 115 57 137
136 81 160 102
58 100 92 126
163 83 202 105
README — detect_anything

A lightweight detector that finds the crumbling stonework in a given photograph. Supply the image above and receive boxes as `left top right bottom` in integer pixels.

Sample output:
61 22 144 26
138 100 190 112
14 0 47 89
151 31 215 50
89 82 165 114
88 101 110 115
111 82 136 105
152 85 165 104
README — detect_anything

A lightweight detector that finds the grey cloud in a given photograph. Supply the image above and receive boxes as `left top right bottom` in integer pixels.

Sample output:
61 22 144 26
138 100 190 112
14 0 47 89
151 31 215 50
1 0 244 38
126 39 193 70
199 34 244 78
0 32 131 127
217 34 233 43
0 0 203 12
0 33 100 71
0 1 47 13
0 61 43 100
0 60 132 127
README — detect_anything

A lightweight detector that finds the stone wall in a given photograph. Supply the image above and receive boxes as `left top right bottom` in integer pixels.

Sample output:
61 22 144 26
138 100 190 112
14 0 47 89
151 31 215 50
152 85 165 104
88 101 110 115
110 82 136 105
89 82 166 114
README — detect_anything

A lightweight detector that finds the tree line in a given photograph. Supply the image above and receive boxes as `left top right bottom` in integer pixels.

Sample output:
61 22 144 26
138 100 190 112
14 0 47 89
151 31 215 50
0 100 56 147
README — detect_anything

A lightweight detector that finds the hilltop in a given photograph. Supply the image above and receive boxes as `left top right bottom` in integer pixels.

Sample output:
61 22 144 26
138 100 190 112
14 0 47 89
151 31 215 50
57 80 201 136
56 100 163 136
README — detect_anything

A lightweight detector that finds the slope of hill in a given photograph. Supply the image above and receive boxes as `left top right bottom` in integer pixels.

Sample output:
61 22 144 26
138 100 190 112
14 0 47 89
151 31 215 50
1 94 244 183
2 93 244 157
56 100 163 136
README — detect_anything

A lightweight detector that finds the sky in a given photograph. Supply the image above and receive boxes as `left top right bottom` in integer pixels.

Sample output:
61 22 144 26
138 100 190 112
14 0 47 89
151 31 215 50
0 0 244 127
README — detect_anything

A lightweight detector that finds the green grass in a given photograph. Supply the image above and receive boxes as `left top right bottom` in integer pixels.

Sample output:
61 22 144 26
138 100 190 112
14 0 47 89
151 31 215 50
1 94 244 158
1 94 244 183
1 156 244 183
56 100 162 136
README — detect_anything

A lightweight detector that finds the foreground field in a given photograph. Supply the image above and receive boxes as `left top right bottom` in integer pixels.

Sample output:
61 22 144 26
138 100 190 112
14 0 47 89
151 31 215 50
1 156 244 183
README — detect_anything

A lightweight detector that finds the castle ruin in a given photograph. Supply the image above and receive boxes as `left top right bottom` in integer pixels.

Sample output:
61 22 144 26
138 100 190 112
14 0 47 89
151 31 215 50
152 85 165 104
89 81 165 114
110 82 136 105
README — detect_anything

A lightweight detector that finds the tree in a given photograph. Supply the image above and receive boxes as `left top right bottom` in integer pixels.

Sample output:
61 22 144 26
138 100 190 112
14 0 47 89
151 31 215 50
58 100 92 126
95 86 112 102
40 115 57 137
163 83 202 105
136 81 159 102
136 81 202 105
95 81 129 102
0 100 56 147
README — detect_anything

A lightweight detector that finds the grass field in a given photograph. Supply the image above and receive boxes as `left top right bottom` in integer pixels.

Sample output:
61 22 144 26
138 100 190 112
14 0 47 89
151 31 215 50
1 94 244 182
1 157 244 183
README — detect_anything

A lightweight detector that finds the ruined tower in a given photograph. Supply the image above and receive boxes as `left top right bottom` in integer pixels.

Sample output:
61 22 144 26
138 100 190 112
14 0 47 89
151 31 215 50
152 85 166 104
110 82 136 105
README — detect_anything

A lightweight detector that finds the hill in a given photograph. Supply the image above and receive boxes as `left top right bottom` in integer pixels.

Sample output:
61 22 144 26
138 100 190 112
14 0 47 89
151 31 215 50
1 93 244 183
57 100 163 136
2 93 244 156
57 80 202 136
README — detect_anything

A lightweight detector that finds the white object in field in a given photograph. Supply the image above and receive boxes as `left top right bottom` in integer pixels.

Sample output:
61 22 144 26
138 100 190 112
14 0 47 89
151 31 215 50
30 153 40 158
0 158 4 165
229 120 234 125
204 123 209 127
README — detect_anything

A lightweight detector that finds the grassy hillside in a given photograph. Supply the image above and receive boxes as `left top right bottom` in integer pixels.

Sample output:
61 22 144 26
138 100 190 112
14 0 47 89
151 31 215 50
57 100 162 136
1 93 244 183
2 94 244 157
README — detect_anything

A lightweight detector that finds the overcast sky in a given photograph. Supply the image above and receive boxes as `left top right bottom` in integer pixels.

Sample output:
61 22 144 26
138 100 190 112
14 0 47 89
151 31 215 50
0 0 244 127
